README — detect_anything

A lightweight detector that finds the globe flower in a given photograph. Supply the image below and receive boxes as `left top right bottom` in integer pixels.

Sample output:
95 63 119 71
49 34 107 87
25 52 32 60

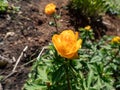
84 25 91 31
52 30 82 59
111 36 120 44
45 3 56 15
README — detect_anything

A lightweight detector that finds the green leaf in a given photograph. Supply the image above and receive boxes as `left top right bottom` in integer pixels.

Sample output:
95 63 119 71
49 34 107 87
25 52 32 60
0 0 8 12
90 55 102 63
87 70 94 88
52 64 65 84
24 84 47 90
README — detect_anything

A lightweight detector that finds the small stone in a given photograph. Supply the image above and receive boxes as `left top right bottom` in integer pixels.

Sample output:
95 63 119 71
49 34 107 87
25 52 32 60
5 32 15 39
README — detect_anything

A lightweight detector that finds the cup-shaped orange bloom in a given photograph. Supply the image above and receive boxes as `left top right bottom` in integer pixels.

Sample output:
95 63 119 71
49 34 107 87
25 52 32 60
111 36 120 44
52 30 82 59
45 3 56 15
84 25 91 31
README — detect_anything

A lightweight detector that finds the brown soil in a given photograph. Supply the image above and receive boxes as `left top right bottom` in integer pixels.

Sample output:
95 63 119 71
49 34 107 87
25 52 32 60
0 0 120 90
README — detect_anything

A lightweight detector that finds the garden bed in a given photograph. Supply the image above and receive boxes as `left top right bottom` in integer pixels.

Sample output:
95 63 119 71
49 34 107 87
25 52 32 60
0 0 120 90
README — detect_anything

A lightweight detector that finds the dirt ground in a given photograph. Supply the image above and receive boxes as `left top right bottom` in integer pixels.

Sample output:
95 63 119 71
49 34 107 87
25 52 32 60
0 0 120 90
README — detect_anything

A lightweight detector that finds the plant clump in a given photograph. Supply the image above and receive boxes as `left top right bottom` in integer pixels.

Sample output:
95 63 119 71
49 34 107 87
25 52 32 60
23 1 120 90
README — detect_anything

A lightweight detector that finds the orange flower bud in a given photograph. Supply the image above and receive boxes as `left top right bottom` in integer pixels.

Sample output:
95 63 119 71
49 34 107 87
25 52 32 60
84 25 91 31
111 36 120 44
45 3 56 15
52 30 82 59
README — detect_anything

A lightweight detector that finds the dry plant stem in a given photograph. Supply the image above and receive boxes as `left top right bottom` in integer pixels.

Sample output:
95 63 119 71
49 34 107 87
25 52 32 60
12 46 28 72
0 71 4 75
21 46 48 67
53 16 58 32
105 46 120 67
21 58 36 67
1 72 15 82
0 55 13 63
1 46 28 82
0 83 3 90
12 56 16 62
37 46 48 60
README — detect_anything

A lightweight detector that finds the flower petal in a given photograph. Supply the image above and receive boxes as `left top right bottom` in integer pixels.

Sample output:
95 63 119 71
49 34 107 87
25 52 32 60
45 3 56 15
52 30 82 59
52 35 62 52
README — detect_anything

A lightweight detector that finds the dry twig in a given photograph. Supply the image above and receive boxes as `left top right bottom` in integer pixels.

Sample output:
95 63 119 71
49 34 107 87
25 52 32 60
21 46 48 67
0 83 3 90
0 55 13 63
0 46 28 82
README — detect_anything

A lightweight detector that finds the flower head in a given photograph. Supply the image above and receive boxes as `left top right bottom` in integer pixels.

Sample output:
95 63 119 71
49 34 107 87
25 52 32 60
45 3 56 15
111 36 120 44
84 25 91 31
52 30 82 59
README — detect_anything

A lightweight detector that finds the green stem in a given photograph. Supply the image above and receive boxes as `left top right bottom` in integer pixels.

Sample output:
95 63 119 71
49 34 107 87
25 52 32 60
65 60 72 90
53 16 58 33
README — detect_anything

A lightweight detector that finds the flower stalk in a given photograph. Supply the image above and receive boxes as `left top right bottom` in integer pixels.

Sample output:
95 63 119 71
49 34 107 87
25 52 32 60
53 15 58 33
65 60 72 90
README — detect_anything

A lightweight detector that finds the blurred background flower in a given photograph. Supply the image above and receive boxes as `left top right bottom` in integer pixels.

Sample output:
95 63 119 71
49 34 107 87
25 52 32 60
45 3 56 15
84 25 91 31
111 36 120 44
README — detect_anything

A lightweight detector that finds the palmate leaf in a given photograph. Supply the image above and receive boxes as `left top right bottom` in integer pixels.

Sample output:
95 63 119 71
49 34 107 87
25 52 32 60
23 45 69 90
23 48 54 90
0 0 8 6
23 41 117 90
52 64 65 84
23 63 51 90
87 70 94 89
23 84 47 90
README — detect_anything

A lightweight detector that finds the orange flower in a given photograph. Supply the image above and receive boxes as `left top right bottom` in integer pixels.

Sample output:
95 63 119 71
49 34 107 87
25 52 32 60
111 36 120 44
45 3 56 15
52 30 82 59
84 25 91 31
